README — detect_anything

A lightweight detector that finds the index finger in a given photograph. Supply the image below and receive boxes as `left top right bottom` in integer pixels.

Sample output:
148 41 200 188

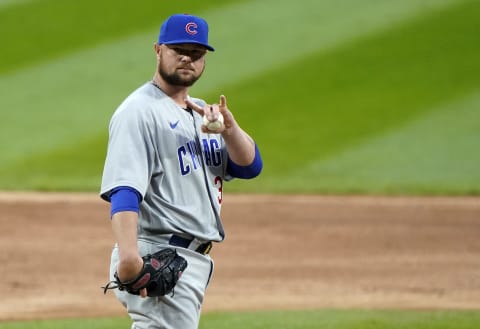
219 95 227 111
185 98 205 116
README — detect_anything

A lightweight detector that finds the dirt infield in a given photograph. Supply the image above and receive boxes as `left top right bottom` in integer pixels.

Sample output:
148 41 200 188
0 192 479 321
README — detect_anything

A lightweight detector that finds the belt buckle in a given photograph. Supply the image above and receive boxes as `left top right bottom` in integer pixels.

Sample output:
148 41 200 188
170 235 212 255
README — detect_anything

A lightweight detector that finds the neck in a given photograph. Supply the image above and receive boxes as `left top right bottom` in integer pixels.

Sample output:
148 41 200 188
152 75 189 108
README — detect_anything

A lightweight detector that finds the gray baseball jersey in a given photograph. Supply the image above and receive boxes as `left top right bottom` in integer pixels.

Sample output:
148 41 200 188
101 82 231 243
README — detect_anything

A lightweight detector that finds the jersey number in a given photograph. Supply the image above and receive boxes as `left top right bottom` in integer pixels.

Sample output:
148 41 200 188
214 176 223 204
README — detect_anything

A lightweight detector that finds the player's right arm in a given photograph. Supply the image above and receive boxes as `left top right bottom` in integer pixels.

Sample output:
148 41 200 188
109 187 148 298
111 211 147 298
111 211 142 278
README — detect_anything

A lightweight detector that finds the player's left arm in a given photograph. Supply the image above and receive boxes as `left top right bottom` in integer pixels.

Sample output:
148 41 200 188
221 118 263 179
222 119 256 165
186 95 263 178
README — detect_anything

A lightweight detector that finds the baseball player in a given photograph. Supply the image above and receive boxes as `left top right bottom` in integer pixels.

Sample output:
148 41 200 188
100 13 262 329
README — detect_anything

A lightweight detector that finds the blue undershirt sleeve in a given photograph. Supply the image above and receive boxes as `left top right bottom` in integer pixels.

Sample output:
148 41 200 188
226 143 263 179
108 186 142 218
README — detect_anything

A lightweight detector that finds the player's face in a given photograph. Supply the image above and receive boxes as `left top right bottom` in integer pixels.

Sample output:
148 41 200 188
157 44 207 87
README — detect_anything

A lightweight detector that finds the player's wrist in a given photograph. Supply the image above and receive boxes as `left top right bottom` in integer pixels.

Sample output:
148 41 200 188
220 120 240 137
117 254 144 282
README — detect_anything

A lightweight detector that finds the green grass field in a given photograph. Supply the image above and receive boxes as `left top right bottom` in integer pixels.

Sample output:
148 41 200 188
2 310 480 329
1 0 480 328
1 0 479 193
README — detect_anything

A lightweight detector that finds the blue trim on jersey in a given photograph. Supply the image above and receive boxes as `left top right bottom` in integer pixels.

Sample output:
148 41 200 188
109 186 142 218
227 143 263 179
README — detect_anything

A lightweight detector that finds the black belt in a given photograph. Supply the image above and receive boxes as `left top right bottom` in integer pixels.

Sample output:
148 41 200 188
169 235 213 255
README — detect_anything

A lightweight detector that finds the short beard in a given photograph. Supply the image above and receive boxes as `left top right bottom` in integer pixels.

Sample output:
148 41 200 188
159 65 203 87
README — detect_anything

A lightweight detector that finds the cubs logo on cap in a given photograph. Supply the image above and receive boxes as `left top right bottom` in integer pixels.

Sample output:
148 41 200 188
158 14 215 51
185 22 198 35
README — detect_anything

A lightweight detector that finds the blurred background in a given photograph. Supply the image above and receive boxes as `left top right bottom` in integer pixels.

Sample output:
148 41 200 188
1 0 479 195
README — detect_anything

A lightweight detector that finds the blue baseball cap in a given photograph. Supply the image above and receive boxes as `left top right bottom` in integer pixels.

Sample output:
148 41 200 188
158 14 215 51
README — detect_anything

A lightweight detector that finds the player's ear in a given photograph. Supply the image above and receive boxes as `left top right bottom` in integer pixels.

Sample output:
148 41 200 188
154 43 161 58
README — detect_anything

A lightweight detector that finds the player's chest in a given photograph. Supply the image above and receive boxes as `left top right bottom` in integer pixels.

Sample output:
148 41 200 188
154 112 224 170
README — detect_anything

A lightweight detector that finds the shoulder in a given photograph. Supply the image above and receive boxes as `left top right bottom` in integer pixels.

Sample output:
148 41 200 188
118 83 164 111
112 83 169 121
